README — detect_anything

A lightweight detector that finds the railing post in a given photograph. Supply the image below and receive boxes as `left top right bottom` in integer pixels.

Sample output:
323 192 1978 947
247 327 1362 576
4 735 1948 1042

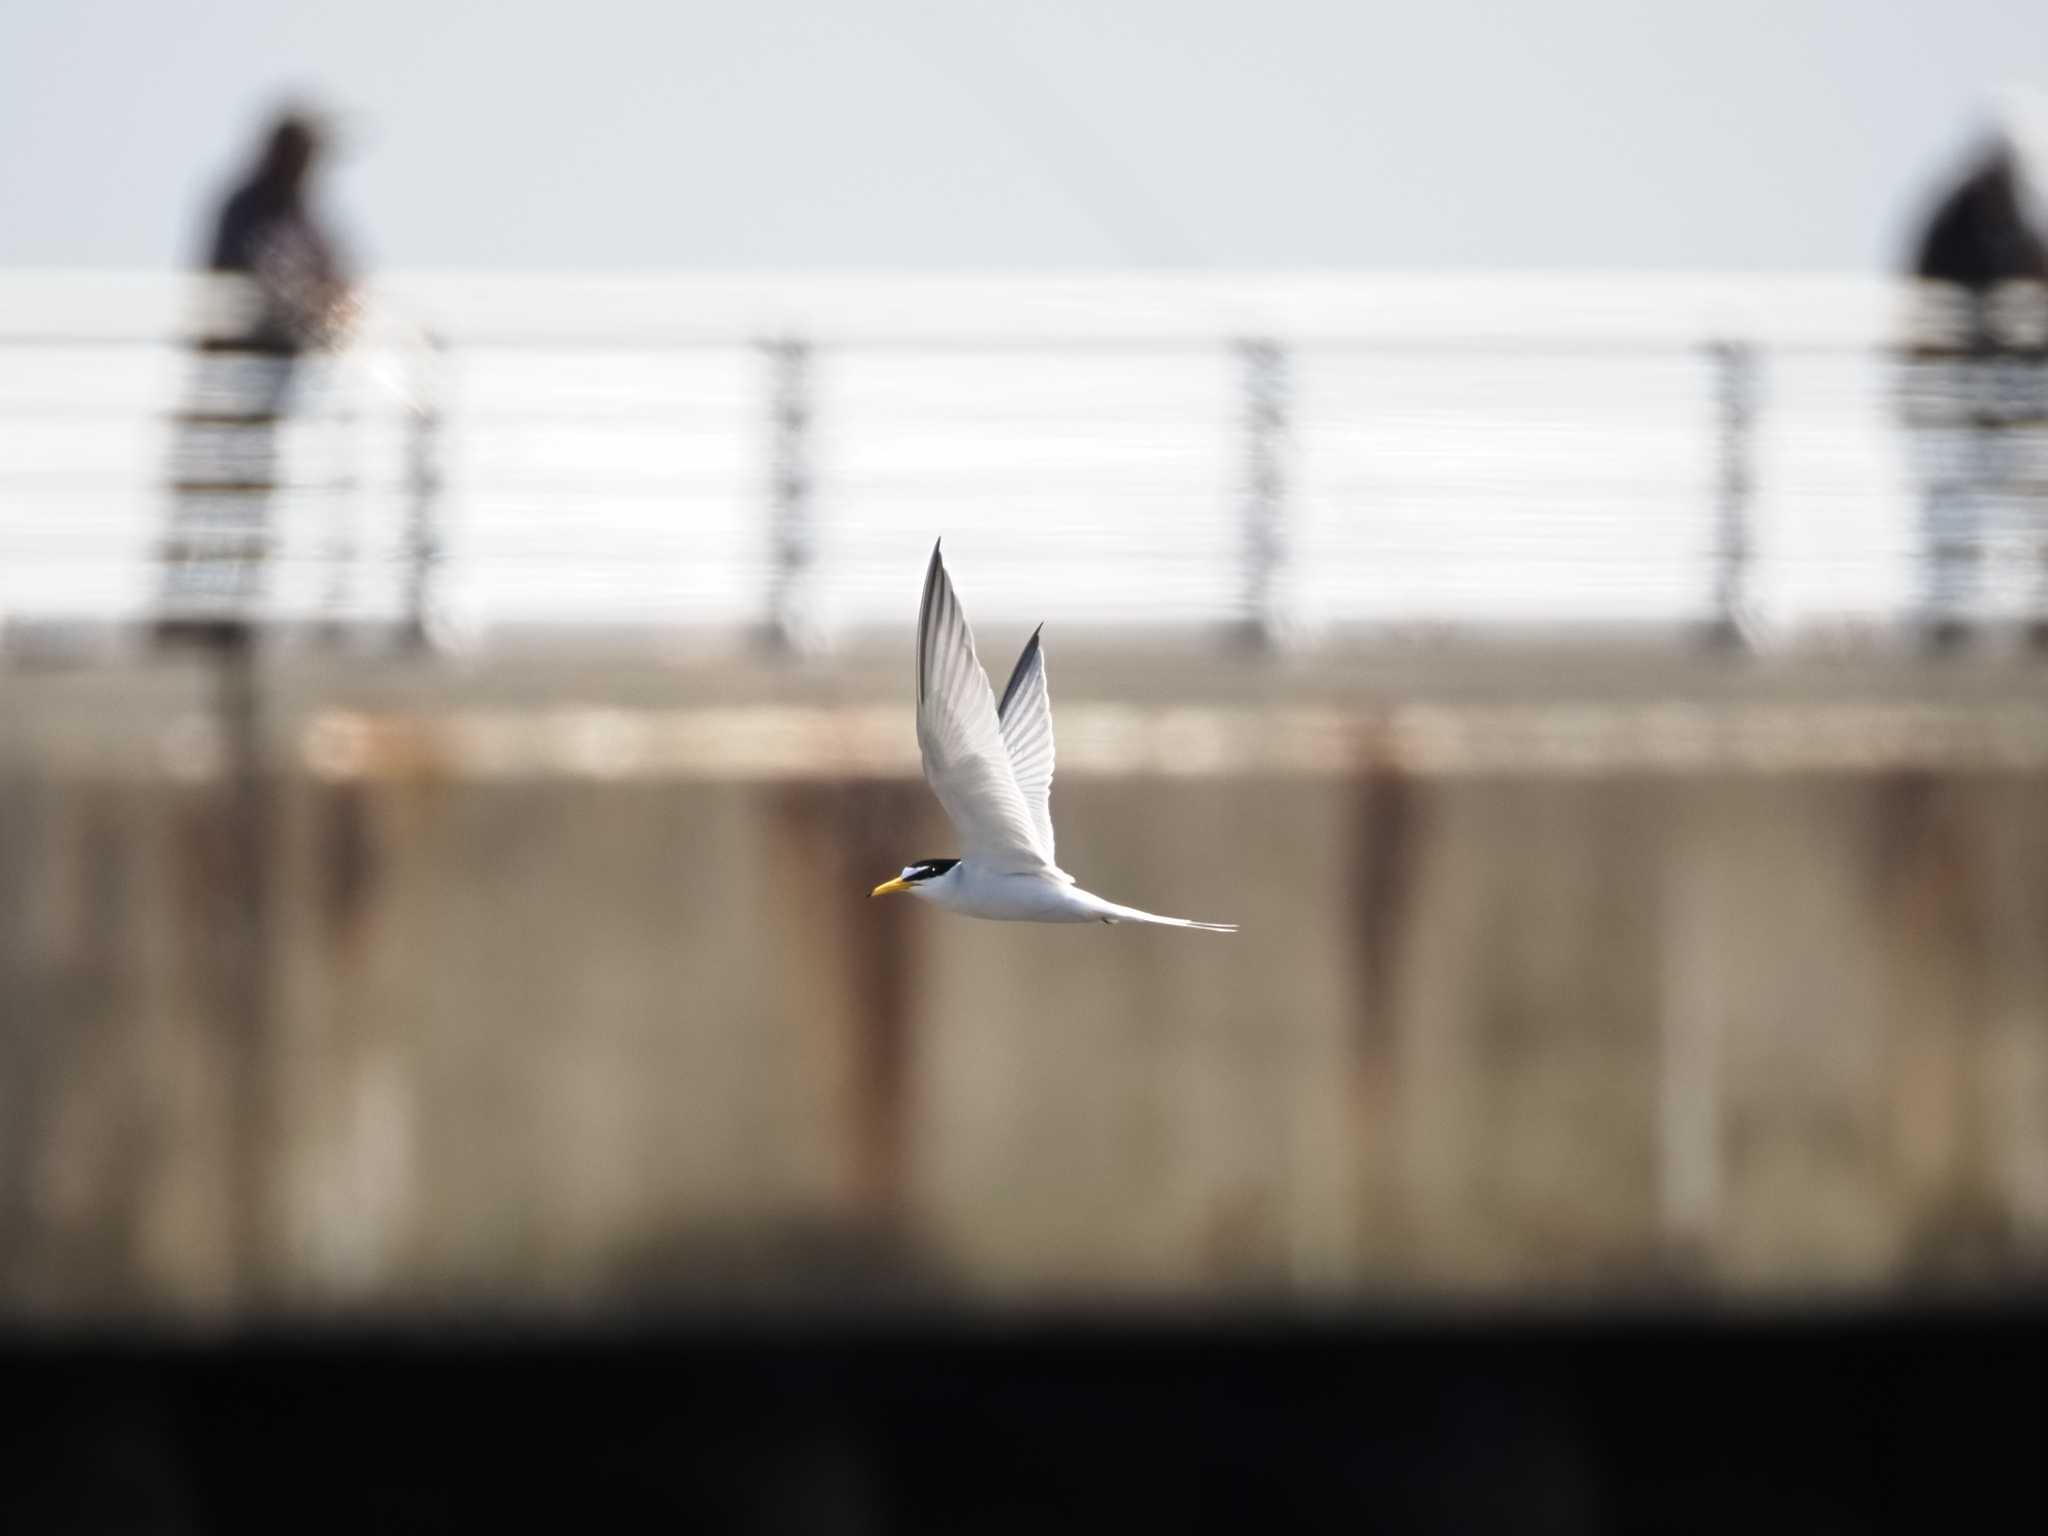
764 337 816 652
319 362 363 642
400 331 446 652
1236 336 1290 650
1706 339 1756 648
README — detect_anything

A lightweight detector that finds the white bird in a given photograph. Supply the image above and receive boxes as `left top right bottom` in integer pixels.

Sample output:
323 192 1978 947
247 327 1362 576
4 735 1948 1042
869 541 1237 932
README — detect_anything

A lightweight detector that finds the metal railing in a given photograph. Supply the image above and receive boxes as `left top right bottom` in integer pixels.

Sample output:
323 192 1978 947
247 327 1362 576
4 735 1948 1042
2 273 2045 651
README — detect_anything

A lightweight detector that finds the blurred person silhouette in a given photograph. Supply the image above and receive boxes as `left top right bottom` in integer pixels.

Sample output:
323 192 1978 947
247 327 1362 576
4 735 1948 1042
158 105 358 645
1899 92 2048 652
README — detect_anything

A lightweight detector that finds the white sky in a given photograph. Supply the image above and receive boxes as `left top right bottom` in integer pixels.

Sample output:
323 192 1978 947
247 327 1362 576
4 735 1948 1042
1 0 2042 271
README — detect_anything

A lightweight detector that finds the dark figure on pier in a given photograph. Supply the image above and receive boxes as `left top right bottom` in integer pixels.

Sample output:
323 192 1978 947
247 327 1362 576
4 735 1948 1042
204 111 355 355
1899 107 2048 653
1913 140 2048 300
158 107 357 645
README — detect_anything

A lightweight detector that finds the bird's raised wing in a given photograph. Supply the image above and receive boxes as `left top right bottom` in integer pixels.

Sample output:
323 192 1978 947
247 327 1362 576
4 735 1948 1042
916 542 1060 875
995 624 1057 862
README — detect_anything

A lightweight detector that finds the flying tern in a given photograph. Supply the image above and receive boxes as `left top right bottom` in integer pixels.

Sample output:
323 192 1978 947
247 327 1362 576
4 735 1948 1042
869 541 1238 932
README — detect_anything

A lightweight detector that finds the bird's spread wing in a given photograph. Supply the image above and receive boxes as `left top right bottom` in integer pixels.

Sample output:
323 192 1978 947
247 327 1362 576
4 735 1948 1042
916 542 1059 875
995 624 1057 863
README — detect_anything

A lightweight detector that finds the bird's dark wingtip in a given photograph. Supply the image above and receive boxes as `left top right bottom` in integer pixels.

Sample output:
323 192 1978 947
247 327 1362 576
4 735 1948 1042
918 541 947 707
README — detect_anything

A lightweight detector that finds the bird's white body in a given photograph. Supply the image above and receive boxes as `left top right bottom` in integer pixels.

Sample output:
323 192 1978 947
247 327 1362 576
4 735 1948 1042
907 863 1090 922
871 541 1236 933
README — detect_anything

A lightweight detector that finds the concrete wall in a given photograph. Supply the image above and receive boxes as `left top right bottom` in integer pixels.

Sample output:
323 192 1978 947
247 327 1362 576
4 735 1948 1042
5 661 2048 1319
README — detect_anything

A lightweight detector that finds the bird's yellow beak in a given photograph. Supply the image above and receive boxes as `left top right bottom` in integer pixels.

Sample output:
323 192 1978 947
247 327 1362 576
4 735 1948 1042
870 877 913 898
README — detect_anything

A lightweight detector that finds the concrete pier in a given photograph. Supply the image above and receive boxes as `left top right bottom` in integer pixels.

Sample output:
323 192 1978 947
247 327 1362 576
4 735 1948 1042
4 638 2047 1319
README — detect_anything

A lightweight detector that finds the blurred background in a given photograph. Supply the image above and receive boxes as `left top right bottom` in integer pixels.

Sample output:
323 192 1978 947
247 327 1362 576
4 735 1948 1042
3 2 2048 1529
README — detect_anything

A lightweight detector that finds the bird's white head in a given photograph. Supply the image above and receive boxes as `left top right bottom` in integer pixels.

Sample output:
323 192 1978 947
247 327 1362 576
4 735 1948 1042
869 858 959 899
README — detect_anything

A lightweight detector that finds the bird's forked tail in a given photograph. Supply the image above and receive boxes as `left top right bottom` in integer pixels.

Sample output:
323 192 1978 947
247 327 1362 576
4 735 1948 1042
1093 898 1237 933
